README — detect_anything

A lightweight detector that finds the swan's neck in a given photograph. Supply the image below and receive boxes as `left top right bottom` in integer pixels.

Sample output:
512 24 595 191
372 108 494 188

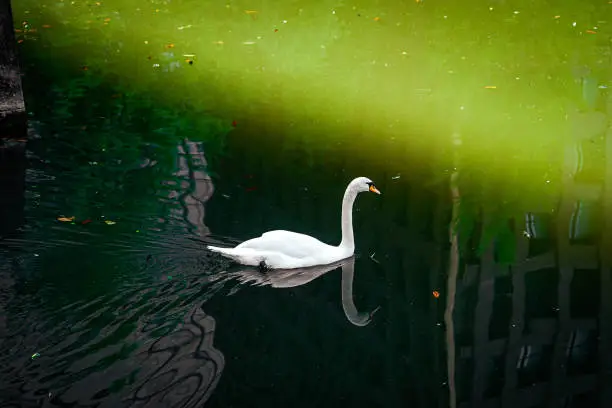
339 187 357 252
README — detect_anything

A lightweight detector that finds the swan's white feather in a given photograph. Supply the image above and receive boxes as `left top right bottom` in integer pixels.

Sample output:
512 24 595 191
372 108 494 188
239 230 333 256
208 230 344 269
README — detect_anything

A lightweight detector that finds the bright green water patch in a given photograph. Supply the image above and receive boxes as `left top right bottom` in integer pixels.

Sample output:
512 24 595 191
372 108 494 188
12 0 611 261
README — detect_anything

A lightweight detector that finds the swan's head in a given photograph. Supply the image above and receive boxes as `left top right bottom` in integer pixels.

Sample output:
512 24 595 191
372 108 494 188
350 177 381 195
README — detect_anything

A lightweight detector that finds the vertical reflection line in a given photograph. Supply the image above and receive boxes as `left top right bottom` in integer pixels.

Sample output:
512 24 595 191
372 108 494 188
445 132 461 408
600 96 612 407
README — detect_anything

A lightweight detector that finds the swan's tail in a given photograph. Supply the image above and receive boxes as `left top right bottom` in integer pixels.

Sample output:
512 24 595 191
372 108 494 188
207 245 259 266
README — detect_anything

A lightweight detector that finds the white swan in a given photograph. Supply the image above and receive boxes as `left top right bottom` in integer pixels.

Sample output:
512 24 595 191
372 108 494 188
206 177 381 269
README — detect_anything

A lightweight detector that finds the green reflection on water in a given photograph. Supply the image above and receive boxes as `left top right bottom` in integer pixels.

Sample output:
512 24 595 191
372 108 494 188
12 0 610 262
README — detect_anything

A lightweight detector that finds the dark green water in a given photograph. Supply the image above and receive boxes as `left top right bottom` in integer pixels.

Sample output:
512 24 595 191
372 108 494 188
2 1 612 406
1 123 448 407
2 113 612 407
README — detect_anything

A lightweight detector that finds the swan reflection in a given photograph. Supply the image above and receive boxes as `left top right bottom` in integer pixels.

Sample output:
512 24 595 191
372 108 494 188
221 256 379 327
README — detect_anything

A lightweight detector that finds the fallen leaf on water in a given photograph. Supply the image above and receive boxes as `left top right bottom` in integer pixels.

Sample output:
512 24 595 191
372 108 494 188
57 216 75 222
432 290 440 298
42 24 51 28
104 17 111 22
484 85 497 89
104 220 116 225
586 30 597 34
373 17 380 21
166 43 175 48
81 219 92 225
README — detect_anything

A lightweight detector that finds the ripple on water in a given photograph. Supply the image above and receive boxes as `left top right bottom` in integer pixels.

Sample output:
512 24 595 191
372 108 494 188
0 233 238 407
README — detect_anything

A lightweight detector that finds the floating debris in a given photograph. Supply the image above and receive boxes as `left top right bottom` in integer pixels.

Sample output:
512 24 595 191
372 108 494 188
242 41 256 45
31 353 40 359
177 24 192 30
392 174 401 180
370 252 380 264
432 290 440 298
484 85 497 89
104 220 116 225
57 216 75 222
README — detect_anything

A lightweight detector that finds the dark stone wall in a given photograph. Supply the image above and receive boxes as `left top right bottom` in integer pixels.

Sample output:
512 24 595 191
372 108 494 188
0 0 26 139
0 0 26 237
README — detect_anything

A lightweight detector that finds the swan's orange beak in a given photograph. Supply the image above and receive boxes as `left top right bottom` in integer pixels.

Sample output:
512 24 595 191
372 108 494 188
369 185 381 195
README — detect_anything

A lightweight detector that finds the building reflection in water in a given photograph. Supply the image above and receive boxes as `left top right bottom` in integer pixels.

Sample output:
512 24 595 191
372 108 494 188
449 96 612 406
154 138 215 237
0 138 225 407
138 138 224 406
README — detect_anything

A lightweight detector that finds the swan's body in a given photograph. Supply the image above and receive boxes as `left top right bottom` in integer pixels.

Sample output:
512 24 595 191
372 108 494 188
207 177 380 269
